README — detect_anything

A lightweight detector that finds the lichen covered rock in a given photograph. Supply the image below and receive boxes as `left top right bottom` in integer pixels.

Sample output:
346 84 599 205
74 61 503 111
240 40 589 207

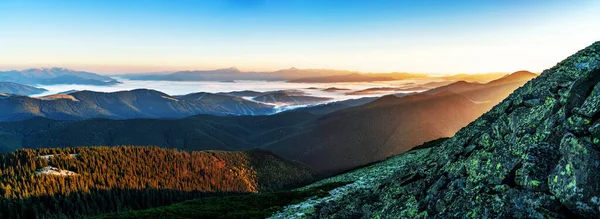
272 41 600 218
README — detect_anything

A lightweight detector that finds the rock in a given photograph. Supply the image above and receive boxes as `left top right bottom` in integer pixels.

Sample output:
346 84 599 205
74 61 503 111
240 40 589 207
549 133 600 217
577 81 600 117
524 98 541 107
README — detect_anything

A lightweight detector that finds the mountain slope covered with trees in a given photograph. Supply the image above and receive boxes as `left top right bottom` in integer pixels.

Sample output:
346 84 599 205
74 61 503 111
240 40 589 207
0 146 315 218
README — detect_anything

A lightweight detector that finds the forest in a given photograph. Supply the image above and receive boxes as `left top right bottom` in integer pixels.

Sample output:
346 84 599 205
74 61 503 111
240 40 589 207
0 146 315 218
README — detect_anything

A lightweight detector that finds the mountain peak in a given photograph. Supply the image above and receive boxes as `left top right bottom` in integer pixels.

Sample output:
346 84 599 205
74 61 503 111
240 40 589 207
219 67 240 72
31 67 72 72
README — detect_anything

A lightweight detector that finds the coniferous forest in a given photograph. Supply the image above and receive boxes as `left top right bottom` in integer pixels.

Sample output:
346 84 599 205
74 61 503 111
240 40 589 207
0 146 315 218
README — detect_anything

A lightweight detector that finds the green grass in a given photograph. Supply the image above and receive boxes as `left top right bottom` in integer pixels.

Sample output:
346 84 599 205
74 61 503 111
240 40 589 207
92 182 350 219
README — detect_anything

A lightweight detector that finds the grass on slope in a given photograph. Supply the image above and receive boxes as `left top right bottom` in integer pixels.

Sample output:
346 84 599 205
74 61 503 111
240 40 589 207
93 182 350 219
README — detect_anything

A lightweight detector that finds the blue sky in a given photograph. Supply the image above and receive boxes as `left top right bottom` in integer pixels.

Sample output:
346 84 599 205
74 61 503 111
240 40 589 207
1 0 599 74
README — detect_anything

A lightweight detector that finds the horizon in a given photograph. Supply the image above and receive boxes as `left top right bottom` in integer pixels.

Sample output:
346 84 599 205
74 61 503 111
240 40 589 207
2 0 599 74
0 65 538 76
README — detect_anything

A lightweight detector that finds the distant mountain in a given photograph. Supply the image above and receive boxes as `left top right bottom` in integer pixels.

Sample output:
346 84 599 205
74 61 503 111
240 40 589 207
127 67 268 81
122 67 432 82
217 90 264 97
252 92 332 106
123 67 361 82
218 90 310 99
439 72 510 83
0 67 120 86
0 89 275 121
290 97 378 115
289 72 429 83
0 146 316 218
487 70 537 85
57 89 80 94
288 73 427 83
270 67 361 80
0 82 47 95
322 87 351 92
346 86 429 95
120 67 517 84
425 70 538 102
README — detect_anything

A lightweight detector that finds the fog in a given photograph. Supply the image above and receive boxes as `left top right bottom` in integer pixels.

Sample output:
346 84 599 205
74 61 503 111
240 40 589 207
33 78 431 102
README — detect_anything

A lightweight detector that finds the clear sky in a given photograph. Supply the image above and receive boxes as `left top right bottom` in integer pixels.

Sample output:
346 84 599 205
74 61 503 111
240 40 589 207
1 0 599 74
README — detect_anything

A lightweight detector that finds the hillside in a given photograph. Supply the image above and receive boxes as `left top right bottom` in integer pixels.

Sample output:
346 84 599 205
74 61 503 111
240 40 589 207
263 70 535 173
425 70 537 102
0 112 318 152
0 146 316 218
267 41 600 217
0 82 47 95
264 91 493 173
0 89 275 121
0 67 119 86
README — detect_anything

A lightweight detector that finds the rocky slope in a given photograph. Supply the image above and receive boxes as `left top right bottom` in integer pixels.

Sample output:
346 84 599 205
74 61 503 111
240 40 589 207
271 42 600 218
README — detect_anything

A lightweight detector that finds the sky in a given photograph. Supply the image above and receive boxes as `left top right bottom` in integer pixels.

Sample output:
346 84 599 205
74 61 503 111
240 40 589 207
0 0 599 74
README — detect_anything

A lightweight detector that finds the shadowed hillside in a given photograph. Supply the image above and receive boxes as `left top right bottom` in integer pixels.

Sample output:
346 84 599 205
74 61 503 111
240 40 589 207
264 71 536 173
0 112 318 152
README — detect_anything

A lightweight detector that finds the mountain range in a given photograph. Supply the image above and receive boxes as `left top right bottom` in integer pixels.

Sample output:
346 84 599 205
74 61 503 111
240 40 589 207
0 70 536 173
0 67 120 86
121 67 515 83
0 89 276 121
121 67 357 82
287 72 428 83
263 70 536 173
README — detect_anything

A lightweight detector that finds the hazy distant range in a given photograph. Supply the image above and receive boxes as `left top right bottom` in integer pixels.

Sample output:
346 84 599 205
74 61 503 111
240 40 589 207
6 67 513 104
34 77 425 102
